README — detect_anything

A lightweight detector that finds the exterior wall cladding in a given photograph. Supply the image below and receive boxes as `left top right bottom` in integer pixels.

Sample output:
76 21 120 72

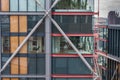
107 11 120 80
0 0 95 80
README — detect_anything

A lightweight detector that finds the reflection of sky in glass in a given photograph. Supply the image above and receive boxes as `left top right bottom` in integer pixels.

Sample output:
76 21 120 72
97 0 120 18
87 0 94 11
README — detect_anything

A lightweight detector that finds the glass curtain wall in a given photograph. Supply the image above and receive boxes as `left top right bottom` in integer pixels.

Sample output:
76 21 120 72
52 0 94 12
0 15 45 79
9 0 45 12
52 15 93 34
52 57 93 74
52 36 94 54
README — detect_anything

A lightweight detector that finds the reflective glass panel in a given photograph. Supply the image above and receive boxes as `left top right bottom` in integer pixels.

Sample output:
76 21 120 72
10 0 18 11
28 37 44 53
37 0 45 11
52 36 94 54
52 0 94 12
19 0 27 11
28 0 36 11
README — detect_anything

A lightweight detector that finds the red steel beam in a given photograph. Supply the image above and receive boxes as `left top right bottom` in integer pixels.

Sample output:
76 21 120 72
52 12 99 15
99 65 107 70
95 25 108 28
52 33 94 36
52 54 94 57
52 74 94 78
96 38 108 42
95 50 107 55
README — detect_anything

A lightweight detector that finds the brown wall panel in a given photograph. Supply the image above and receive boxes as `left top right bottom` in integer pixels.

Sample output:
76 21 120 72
11 57 19 74
10 37 18 53
2 78 10 80
11 78 19 80
19 16 27 32
10 16 19 32
1 0 9 11
19 37 27 53
20 57 27 74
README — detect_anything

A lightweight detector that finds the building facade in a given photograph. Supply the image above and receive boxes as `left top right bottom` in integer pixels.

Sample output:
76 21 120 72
107 11 120 80
0 0 98 80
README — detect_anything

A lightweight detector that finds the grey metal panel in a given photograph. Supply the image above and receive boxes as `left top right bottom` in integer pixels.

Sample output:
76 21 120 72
0 12 45 15
1 75 46 78
45 0 51 80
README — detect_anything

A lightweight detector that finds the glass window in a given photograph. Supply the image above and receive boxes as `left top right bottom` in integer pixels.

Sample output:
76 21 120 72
19 0 27 11
28 56 37 74
10 0 18 11
0 16 9 34
28 55 45 75
1 56 10 74
52 15 93 34
28 0 36 11
68 58 92 74
37 0 45 11
98 40 107 53
37 57 45 74
53 79 92 80
52 0 94 12
52 58 67 74
52 57 93 74
52 37 94 54
28 37 44 53
99 28 108 39
2 37 10 53
27 16 44 34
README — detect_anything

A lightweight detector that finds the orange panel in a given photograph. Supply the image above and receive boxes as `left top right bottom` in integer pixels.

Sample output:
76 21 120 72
20 57 27 74
11 57 19 74
2 78 10 80
10 37 18 53
1 0 9 11
19 16 27 32
19 37 27 53
11 78 19 80
10 16 18 32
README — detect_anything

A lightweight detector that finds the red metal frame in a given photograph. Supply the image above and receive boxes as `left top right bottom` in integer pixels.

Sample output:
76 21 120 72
95 50 107 55
52 33 94 36
96 38 108 42
52 74 94 78
99 65 107 70
95 25 108 28
52 54 94 58
52 12 99 15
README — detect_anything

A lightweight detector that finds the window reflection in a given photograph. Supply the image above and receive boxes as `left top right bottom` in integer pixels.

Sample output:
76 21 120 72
27 16 44 34
52 15 93 34
52 0 94 12
28 37 44 53
98 41 107 53
0 16 9 34
99 28 108 39
2 37 10 53
52 36 94 54
10 0 45 12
